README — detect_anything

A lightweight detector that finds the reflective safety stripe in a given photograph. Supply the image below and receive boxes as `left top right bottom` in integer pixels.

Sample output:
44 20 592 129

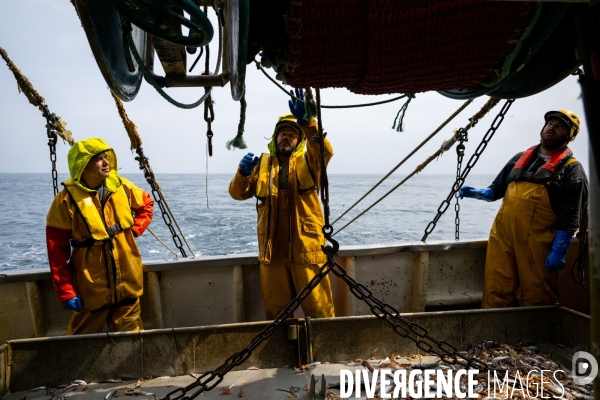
63 180 134 241
256 153 316 198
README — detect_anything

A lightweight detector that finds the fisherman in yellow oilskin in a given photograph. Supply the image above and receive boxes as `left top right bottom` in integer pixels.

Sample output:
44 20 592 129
229 89 335 320
460 110 588 308
46 138 154 334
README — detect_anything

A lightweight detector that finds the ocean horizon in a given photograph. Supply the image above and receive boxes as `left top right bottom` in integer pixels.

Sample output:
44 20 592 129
0 173 501 274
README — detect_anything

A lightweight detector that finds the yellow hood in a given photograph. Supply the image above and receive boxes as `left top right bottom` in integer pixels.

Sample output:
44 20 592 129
267 114 306 157
67 138 121 192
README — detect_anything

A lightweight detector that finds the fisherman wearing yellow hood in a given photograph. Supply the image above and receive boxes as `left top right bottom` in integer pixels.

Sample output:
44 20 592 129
46 138 154 334
229 89 335 319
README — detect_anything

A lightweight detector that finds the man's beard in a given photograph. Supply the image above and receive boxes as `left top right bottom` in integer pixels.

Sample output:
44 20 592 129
277 143 294 155
540 131 568 151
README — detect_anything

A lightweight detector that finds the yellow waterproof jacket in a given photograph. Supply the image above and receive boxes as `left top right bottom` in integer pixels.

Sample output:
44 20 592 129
46 138 153 311
229 118 333 264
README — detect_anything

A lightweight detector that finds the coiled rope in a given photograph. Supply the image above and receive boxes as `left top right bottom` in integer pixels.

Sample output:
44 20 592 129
121 14 221 110
333 98 501 236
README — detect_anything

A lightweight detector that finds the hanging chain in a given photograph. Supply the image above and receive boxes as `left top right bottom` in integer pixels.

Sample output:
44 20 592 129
314 88 339 261
204 95 214 157
158 258 494 400
454 129 467 240
201 7 213 205
202 8 214 158
41 104 61 196
203 91 214 208
159 91 494 400
327 261 490 370
422 99 515 242
134 148 188 257
160 261 335 400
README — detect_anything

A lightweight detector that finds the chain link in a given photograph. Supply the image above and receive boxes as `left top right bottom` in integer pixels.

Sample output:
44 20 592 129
41 104 60 196
160 262 335 400
454 129 467 240
159 93 498 400
329 260 489 370
314 88 339 261
422 99 515 242
134 148 188 257
204 94 214 157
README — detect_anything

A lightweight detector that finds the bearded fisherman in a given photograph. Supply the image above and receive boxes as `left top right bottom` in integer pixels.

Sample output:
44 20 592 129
460 110 588 307
229 89 335 319
46 138 154 334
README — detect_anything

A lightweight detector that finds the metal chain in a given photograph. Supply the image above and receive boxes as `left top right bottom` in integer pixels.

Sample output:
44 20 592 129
160 261 335 400
454 129 467 240
204 94 214 156
41 104 60 196
202 12 214 158
328 260 489 370
134 147 188 257
422 99 515 242
314 88 339 260
159 257 492 400
158 92 495 400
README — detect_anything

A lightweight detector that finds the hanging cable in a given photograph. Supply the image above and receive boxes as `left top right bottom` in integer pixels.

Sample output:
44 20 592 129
254 59 411 109
332 99 473 225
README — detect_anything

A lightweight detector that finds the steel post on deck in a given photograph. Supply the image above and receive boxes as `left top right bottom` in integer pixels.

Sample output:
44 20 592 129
575 3 600 398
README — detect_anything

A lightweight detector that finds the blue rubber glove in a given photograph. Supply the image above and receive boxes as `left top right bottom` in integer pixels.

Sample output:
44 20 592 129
239 152 259 177
459 186 495 202
62 296 82 312
288 88 306 125
545 230 572 272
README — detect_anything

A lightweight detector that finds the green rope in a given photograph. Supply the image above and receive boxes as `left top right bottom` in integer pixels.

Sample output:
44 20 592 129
226 92 248 150
391 94 415 132
482 3 542 88
123 20 211 109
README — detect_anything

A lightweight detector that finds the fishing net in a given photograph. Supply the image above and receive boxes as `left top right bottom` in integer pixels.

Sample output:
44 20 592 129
283 0 534 94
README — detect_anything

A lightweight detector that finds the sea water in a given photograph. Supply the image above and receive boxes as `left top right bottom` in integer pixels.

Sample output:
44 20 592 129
0 173 500 273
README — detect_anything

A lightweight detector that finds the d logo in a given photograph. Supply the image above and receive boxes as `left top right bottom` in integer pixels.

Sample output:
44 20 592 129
572 351 598 385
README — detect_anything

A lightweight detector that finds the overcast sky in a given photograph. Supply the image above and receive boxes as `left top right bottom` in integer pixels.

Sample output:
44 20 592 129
0 1 590 177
